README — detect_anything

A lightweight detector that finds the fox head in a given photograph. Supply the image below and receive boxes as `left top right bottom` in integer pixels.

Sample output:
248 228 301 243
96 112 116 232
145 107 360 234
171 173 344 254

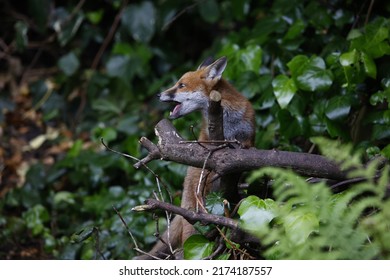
158 57 227 119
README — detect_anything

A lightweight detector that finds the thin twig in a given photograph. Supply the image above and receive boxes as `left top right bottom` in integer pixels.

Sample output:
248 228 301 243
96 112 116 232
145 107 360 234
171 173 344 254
113 206 161 259
215 226 255 260
91 0 128 69
162 1 203 31
102 138 175 255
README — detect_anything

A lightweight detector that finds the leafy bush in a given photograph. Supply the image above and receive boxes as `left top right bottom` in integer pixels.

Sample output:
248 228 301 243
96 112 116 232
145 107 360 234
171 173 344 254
240 138 389 260
0 0 389 259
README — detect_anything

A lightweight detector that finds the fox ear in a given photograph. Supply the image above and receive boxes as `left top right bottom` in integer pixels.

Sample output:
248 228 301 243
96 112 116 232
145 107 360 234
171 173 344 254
197 56 215 70
204 56 227 81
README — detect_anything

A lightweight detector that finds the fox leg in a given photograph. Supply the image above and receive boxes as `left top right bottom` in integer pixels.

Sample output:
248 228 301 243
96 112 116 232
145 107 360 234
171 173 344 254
136 167 212 259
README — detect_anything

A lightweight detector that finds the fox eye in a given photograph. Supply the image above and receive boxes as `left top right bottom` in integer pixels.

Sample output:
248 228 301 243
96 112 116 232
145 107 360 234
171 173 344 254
178 83 186 88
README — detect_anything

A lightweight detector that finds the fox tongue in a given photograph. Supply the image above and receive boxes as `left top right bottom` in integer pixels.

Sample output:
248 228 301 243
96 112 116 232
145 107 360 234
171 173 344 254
170 104 182 119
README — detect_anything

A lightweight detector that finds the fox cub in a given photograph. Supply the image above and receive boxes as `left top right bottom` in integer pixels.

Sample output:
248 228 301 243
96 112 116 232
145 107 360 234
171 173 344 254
139 57 255 259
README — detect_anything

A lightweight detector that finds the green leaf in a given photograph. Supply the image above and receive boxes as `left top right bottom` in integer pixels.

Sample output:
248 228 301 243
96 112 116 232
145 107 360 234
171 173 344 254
360 52 377 79
116 115 139 135
53 9 84 46
348 18 390 59
22 204 50 236
106 55 131 77
283 19 305 40
14 21 28 51
278 109 305 139
372 124 390 140
272 75 297 109
198 0 220 23
92 99 122 115
58 52 80 76
325 118 347 138
238 196 277 238
240 45 262 72
370 88 390 108
231 0 250 20
347 29 363 40
86 9 104 24
92 126 117 143
339 49 358 67
205 192 225 216
295 57 334 92
53 191 75 206
70 227 96 243
381 144 390 159
287 55 309 77
183 235 215 260
325 96 351 120
283 211 319 245
122 2 155 43
218 44 262 80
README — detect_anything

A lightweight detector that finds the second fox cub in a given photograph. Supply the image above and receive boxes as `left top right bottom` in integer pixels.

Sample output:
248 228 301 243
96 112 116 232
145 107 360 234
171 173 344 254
141 57 256 259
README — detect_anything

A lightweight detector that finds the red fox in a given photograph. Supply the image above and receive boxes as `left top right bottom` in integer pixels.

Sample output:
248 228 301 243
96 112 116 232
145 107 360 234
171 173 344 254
138 57 255 259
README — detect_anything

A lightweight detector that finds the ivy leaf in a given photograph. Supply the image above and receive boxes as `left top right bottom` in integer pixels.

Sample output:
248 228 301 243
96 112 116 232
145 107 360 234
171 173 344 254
205 192 225 216
198 0 220 23
325 118 347 138
372 124 390 141
283 211 319 245
339 49 358 67
278 109 306 139
122 2 155 43
283 19 305 41
295 57 334 92
370 89 390 107
287 55 309 77
52 9 84 46
360 17 390 58
70 227 96 243
288 55 333 92
58 52 80 76
272 75 297 109
325 96 351 120
86 9 104 25
360 52 377 79
238 196 277 238
240 44 262 72
22 204 50 236
183 235 215 260
381 144 390 159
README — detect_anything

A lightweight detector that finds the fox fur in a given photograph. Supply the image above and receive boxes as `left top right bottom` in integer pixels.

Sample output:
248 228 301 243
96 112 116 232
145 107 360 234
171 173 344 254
137 57 255 259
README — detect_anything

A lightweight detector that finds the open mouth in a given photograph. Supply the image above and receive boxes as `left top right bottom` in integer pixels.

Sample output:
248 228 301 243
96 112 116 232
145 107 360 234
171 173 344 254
162 101 182 119
170 103 182 118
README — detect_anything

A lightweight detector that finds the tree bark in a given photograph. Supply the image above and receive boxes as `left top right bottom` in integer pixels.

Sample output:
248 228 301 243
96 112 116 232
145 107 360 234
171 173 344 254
136 118 347 181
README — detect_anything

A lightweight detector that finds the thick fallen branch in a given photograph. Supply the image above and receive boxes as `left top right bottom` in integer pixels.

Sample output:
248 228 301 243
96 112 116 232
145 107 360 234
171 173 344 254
136 119 347 181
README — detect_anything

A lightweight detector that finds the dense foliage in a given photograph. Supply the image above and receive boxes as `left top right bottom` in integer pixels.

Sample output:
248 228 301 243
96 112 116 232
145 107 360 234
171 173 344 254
0 0 389 259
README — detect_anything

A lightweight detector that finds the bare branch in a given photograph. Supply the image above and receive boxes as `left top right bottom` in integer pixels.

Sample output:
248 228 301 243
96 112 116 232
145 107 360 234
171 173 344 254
138 119 347 181
133 198 239 230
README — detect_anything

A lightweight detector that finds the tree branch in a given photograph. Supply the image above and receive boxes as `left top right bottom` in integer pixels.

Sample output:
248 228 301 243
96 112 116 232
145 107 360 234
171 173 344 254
137 119 347 181
133 198 239 230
